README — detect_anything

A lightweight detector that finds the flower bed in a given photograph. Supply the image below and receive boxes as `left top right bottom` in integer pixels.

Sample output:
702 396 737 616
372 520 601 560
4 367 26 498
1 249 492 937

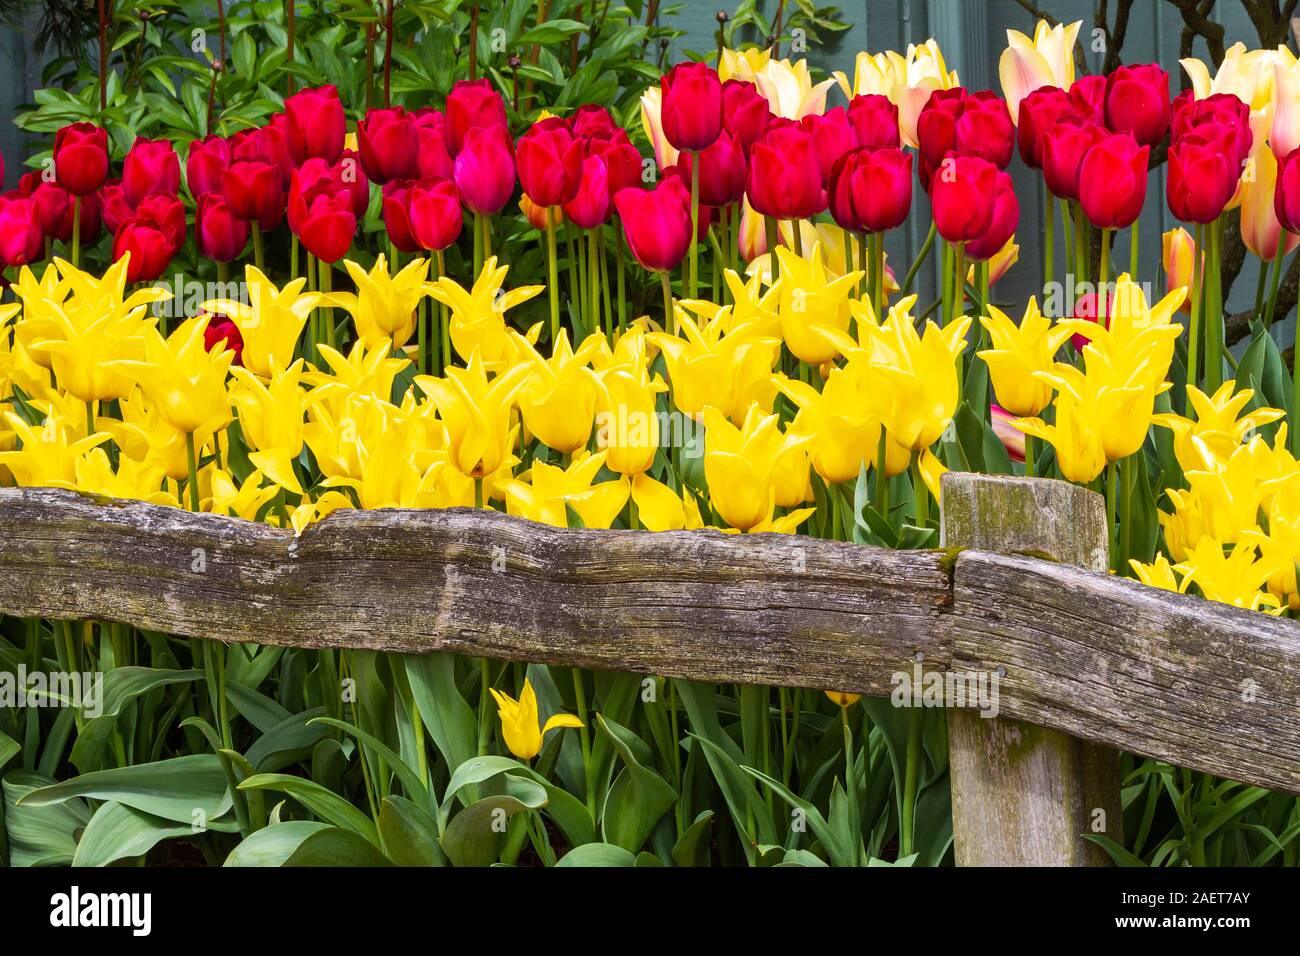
1 4 1299 868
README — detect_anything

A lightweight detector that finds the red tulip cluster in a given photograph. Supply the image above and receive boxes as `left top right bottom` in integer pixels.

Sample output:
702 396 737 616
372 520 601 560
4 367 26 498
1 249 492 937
1167 91 1252 224
917 87 1018 257
1018 68 1169 231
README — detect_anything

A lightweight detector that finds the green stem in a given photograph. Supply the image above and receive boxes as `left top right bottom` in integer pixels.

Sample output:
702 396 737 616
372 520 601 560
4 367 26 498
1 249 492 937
1042 184 1053 295
252 222 264 273
1106 458 1119 572
688 150 700 299
71 197 81 269
841 705 862 865
899 705 923 859
185 431 201 512
1120 451 1135 571
1187 223 1204 399
1129 219 1139 279
765 216 780 283
614 225 627 333
661 271 674 335
572 668 595 816
1205 217 1223 394
911 455 929 528
903 221 936 296
1024 433 1036 478
1264 233 1285 327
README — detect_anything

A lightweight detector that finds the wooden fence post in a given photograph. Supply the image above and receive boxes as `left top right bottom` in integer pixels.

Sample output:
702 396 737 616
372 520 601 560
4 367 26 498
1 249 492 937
940 473 1123 866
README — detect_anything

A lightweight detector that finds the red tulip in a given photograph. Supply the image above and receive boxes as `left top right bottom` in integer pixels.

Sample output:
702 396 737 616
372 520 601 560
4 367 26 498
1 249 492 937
614 181 692 272
1105 64 1170 147
446 79 508 156
828 146 912 234
187 135 231 198
98 180 133 234
1275 147 1300 234
930 154 998 242
382 180 422 253
1041 119 1106 200
662 170 717 242
135 194 187 252
677 129 747 207
407 177 464 251
721 79 772 152
562 154 612 229
516 117 583 208
1068 75 1107 124
196 192 250 261
1167 136 1237 224
358 107 420 184
955 92 1015 170
1172 91 1253 165
258 117 295 186
222 157 284 226
1078 132 1149 229
661 62 723 152
203 315 244 364
296 190 355 263
846 94 900 150
965 170 1019 260
453 124 516 216
0 197 42 267
18 172 69 236
53 123 109 196
802 108 859 187
587 137 643 197
336 149 371 218
122 137 180 207
285 85 346 165
288 159 344 233
1017 86 1074 169
571 104 619 139
411 109 455 179
916 88 965 187
113 208 181 283
746 121 824 220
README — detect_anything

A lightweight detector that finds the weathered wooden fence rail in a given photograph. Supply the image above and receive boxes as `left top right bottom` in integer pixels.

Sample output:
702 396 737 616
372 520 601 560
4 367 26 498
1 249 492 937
2 474 1299 863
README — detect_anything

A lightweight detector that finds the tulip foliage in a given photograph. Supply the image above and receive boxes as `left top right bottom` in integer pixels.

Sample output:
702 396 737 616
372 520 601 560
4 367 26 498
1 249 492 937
3 12 1300 870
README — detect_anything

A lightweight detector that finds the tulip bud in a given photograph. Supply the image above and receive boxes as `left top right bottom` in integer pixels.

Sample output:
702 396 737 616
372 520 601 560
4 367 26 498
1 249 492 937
411 109 455 179
1274 146 1300 234
122 137 180 207
614 181 693 272
1167 136 1237 224
53 123 110 197
446 78 508 157
1041 118 1106 200
677 129 747 207
408 177 464 251
846 94 900 150
930 154 998 242
1067 74 1107 124
285 84 346 165
357 106 420 184
0 197 42 268
296 190 356 263
828 146 912 234
382 180 422 253
196 192 250 262
516 117 584 208
661 62 723 152
1078 132 1149 229
203 315 244 365
453 124 517 216
1162 226 1195 314
746 121 824 220
98 180 132 234
1016 86 1074 169
1105 64 1170 147
222 157 285 226
562 153 613 229
721 79 772 153
187 135 231 199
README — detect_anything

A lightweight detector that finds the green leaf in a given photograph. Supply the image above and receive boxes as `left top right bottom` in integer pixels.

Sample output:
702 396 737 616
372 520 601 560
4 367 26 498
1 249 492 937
224 821 331 867
671 810 714 867
555 842 637 867
379 795 447 866
1082 833 1149 866
441 779 547 867
597 715 677 853
72 801 194 867
405 654 477 781
3 770 90 867
19 754 232 825
283 827 395 866
238 773 378 846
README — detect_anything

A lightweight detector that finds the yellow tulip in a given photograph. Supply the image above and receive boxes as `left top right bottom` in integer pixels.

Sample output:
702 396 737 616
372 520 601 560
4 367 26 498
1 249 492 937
918 446 947 502
1128 554 1181 593
966 237 1019 288
777 362 880 486
774 243 862 366
72 446 174 506
1271 52 1300 159
1246 483 1300 609
702 404 812 531
513 329 605 454
999 19 1081 123
1240 143 1300 261
229 361 312 494
719 47 772 83
209 467 280 520
593 330 668 477
0 410 109 487
429 257 544 367
825 691 861 708
416 352 528 480
978 298 1074 417
649 309 781 423
501 451 630 529
111 316 233 439
1153 380 1284 473
204 265 320 379
330 254 432 352
1014 388 1107 485
489 679 583 761
1183 43 1289 148
1174 539 1283 614
753 57 836 120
